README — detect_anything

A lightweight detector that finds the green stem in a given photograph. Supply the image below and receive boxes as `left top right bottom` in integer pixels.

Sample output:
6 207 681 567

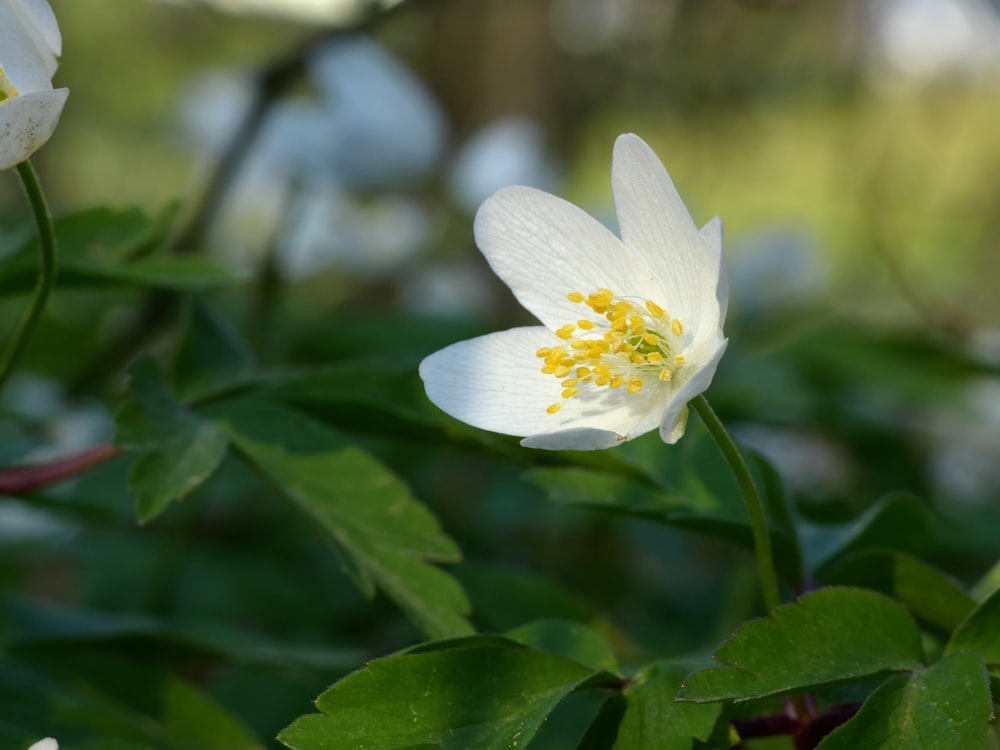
691 394 782 612
0 161 58 394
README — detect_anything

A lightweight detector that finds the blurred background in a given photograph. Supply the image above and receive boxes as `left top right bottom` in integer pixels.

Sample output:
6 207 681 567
1 0 1000 746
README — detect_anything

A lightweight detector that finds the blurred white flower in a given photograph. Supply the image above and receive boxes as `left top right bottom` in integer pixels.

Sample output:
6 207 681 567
155 0 404 25
27 739 58 750
0 0 69 169
448 117 560 213
862 0 1000 80
182 35 445 275
420 134 728 450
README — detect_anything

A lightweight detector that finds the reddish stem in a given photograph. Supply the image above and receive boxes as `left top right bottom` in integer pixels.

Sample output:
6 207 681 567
0 442 120 495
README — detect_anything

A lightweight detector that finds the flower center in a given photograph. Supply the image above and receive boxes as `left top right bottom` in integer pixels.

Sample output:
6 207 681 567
536 288 686 415
0 67 18 103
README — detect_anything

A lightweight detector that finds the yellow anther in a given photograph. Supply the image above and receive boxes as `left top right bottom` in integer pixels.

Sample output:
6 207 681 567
541 287 686 415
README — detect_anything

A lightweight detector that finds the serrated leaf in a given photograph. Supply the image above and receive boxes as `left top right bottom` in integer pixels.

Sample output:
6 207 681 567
678 588 925 703
115 359 228 524
613 662 722 750
822 551 975 633
278 639 601 750
210 398 472 640
817 652 995 750
506 619 619 674
947 586 1000 667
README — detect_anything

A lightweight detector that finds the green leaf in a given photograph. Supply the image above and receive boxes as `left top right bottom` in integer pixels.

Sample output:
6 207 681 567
947 586 1000 667
210 398 473 640
821 551 975 634
678 588 925 702
612 662 722 750
278 638 602 750
0 652 262 750
506 619 619 674
0 205 234 292
173 299 254 401
524 453 801 579
817 652 995 750
115 359 228 524
804 493 929 573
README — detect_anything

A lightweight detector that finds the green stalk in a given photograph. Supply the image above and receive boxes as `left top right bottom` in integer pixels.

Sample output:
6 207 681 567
0 160 58 393
691 394 782 612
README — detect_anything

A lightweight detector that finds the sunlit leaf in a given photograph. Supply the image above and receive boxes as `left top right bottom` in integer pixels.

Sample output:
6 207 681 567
817 652 995 750
821 551 975 633
278 638 605 750
946 585 1000 667
210 398 472 640
678 588 924 702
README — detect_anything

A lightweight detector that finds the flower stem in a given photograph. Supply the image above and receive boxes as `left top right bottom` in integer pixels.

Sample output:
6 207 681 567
691 394 781 612
0 161 58 394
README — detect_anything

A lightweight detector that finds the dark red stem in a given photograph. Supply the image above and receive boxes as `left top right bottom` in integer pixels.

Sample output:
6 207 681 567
0 442 120 495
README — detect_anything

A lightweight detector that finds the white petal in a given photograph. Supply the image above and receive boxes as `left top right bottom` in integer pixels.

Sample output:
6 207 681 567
420 326 667 448
27 739 58 750
611 134 722 334
473 187 654 332
700 215 728 327
658 337 728 444
0 87 67 169
0 0 63 92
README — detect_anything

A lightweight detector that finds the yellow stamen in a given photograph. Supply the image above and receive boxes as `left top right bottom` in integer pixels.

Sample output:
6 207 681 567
539 288 689 415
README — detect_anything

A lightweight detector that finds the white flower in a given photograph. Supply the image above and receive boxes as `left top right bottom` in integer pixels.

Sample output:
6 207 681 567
419 133 728 450
0 0 69 170
27 739 58 750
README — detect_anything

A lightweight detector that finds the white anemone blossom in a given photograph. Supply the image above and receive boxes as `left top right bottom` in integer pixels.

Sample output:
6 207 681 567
0 0 69 170
420 133 728 450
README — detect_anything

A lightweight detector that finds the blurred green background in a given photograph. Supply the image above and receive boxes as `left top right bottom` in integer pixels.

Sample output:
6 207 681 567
2 0 1000 747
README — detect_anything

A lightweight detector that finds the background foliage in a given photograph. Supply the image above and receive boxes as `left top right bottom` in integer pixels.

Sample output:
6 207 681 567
1 0 998 748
